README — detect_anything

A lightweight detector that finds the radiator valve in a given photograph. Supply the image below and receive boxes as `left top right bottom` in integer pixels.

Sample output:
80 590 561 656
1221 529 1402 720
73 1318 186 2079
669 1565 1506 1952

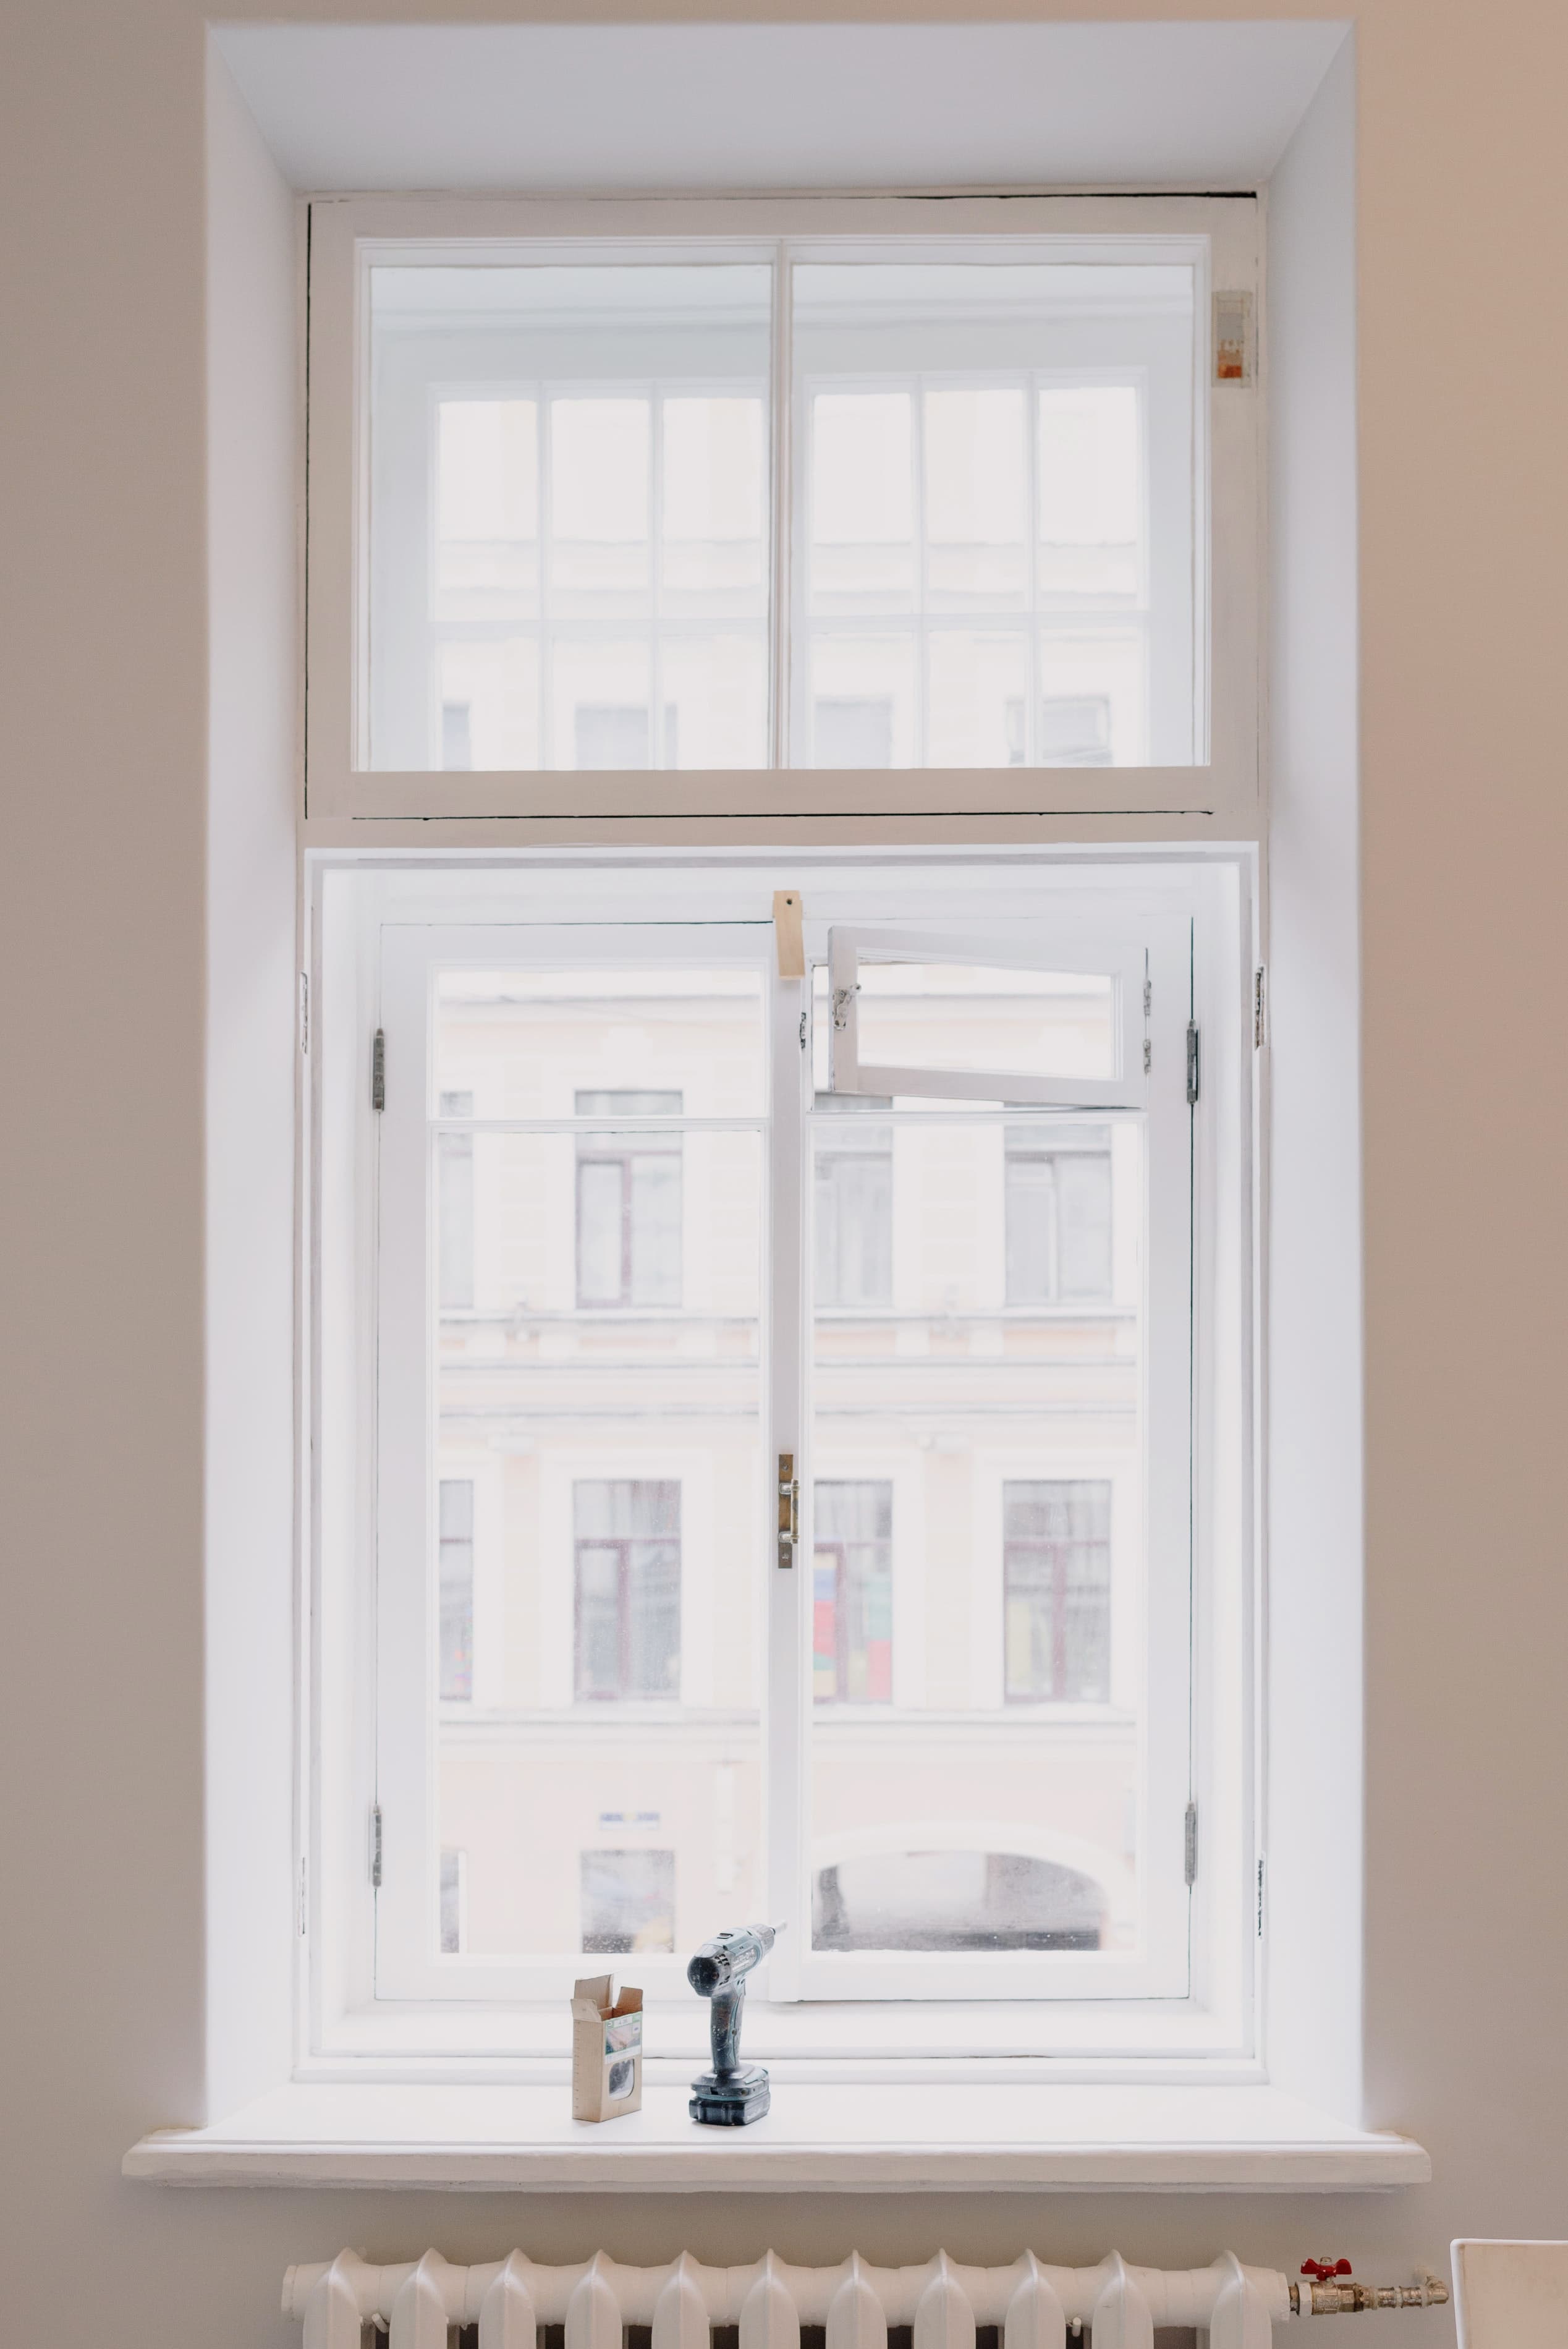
1289 2264 1449 2315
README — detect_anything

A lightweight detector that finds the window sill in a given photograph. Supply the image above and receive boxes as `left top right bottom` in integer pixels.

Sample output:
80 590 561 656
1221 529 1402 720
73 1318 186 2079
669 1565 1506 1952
123 2080 1428 2192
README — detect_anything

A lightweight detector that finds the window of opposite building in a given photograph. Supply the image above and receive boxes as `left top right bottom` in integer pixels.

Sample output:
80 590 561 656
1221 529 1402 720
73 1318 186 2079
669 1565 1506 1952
1004 1124 1114 1304
813 1480 894 1702
582 1848 677 1954
575 1090 683 1309
1002 1480 1113 1704
438 1478 475 1703
574 1479 682 1702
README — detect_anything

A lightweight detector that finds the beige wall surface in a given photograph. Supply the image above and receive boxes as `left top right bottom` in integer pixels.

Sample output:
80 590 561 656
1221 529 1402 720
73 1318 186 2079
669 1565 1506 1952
2 2 1566 2343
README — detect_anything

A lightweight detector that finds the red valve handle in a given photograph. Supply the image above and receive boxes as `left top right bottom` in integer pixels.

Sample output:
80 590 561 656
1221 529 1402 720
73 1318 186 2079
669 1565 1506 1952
1301 2261 1353 2282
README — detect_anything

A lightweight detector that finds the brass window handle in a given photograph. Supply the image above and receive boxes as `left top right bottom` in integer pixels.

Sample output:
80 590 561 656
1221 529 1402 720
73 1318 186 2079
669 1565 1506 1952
777 1453 798 1568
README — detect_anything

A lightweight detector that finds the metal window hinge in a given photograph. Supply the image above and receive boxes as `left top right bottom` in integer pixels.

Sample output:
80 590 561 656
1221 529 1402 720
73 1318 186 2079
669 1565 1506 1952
1253 965 1268 1049
1143 975 1152 1019
298 972 310 1056
1143 1038 1152 1075
1184 1801 1198 1888
371 1028 386 1112
371 1804 383 1889
777 1453 799 1568
1185 1021 1200 1106
799 1010 808 1052
1257 1854 1266 1937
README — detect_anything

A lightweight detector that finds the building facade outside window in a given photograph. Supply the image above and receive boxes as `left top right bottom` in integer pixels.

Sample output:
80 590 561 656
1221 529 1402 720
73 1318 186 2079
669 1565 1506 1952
438 1088 475 1308
438 1477 475 1702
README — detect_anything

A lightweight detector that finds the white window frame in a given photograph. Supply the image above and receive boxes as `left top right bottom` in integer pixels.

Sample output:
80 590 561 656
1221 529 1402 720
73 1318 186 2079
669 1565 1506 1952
303 193 1259 828
333 859 1235 2036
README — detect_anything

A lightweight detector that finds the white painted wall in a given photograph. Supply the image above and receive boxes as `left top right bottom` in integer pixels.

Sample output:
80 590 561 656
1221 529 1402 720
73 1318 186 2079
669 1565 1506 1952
3 4 1568 2344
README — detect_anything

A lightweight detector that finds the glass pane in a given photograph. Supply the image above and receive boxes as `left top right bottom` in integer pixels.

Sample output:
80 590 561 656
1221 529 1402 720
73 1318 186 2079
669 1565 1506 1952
808 637 915 767
436 401 539 618
1005 1124 1114 1304
924 387 1028 606
793 261 1193 766
852 959 1118 1085
1038 630 1146 767
926 631 1028 769
436 639 541 772
431 964 765 1958
1038 386 1140 597
663 397 767 600
808 392 915 606
368 264 771 770
808 1106 1143 1953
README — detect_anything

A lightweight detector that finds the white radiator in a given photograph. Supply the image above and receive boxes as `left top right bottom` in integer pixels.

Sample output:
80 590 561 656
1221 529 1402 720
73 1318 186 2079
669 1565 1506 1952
282 2251 1447 2349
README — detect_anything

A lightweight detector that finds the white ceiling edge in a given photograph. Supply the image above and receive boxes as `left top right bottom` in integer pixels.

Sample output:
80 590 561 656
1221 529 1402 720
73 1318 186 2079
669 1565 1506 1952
212 21 1351 198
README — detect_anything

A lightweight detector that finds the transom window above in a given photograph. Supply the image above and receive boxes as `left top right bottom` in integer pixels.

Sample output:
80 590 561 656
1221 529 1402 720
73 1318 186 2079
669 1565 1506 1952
304 196 1260 817
368 257 1190 775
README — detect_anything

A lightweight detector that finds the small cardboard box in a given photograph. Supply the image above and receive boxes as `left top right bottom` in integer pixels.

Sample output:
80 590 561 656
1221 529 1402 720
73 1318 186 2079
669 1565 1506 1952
570 1975 643 2121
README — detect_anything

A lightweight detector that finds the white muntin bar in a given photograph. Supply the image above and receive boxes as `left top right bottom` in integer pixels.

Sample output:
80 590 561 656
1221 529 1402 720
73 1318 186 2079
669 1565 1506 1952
283 2249 1290 2349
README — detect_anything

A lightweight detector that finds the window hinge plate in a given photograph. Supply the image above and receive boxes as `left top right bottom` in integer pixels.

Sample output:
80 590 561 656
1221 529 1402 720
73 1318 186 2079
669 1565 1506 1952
371 1028 386 1112
1185 1021 1200 1106
1184 1801 1198 1887
1254 965 1268 1048
1257 1853 1266 1937
298 972 310 1056
371 1804 383 1889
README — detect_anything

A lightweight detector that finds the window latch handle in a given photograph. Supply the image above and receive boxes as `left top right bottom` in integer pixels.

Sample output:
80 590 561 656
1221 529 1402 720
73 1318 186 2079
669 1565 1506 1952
777 1453 798 1568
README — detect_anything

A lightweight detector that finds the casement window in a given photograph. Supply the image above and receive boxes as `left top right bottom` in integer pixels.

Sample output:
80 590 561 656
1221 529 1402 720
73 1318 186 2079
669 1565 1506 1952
308 187 1258 2052
342 853 1242 2021
304 193 1258 823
